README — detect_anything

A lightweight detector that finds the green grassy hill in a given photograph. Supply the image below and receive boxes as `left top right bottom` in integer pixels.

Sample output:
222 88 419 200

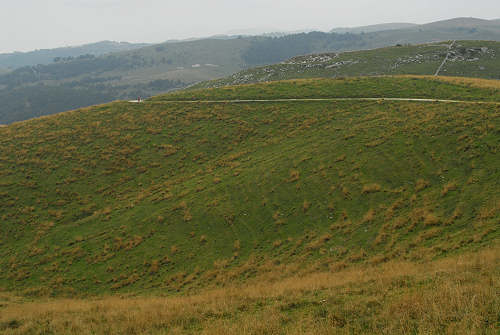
195 40 500 88
1 17 500 124
0 76 498 300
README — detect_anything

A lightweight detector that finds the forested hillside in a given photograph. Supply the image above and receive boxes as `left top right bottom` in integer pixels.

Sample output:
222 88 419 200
0 41 150 70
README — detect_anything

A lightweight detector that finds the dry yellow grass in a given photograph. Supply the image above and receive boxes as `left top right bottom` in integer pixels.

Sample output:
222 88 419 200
361 183 382 194
433 76 500 89
240 75 500 91
0 247 498 334
396 75 500 90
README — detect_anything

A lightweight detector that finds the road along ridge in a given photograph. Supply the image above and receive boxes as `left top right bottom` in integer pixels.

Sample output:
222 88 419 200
133 97 500 105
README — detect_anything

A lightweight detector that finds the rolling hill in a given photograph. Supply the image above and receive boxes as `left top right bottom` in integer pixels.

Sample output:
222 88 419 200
194 40 500 88
1 17 500 125
421 17 500 30
0 76 499 333
330 17 500 35
0 41 150 70
1 76 499 293
330 23 418 34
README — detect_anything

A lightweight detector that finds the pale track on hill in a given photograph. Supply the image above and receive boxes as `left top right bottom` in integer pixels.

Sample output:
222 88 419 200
434 40 456 76
131 97 500 105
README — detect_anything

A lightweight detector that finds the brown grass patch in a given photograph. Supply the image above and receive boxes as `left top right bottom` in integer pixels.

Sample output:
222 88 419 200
415 179 430 192
362 183 381 194
442 181 458 196
302 200 311 213
1 247 496 334
362 209 376 223
397 74 500 90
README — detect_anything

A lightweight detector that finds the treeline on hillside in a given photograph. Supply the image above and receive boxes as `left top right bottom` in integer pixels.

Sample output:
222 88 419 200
0 55 140 87
0 85 114 124
0 41 149 70
0 78 184 124
242 32 365 65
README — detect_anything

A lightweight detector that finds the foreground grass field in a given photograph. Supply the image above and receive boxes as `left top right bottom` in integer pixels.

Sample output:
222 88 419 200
0 248 498 334
0 76 498 333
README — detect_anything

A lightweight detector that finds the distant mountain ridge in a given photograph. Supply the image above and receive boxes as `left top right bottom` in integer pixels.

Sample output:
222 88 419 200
420 17 500 29
1 17 499 124
331 23 418 34
2 17 498 72
0 41 150 70
330 17 500 34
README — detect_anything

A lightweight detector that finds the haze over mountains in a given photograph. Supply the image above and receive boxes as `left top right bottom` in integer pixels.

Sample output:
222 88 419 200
331 17 500 33
0 41 150 70
330 23 419 34
0 17 499 124
2 17 499 71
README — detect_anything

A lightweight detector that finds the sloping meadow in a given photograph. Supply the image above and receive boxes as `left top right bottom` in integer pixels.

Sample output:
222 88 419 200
161 76 500 101
0 77 498 296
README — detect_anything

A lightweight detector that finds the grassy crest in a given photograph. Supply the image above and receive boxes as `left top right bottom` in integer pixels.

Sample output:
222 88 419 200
161 76 500 101
0 77 499 300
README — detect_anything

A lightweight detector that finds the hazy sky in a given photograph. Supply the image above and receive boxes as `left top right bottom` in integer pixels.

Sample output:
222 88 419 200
1 0 499 53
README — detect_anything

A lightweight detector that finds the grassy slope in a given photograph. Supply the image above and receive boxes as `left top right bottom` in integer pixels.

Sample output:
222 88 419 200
164 76 500 102
194 41 500 88
0 77 499 299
